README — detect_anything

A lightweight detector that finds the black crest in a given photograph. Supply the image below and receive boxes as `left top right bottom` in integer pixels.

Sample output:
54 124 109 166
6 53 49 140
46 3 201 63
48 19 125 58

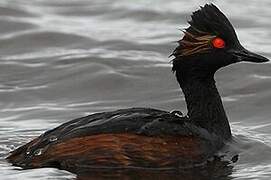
187 4 237 40
172 4 238 59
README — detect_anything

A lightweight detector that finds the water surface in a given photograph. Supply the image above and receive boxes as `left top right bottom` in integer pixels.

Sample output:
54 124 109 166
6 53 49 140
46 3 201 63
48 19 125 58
0 0 271 179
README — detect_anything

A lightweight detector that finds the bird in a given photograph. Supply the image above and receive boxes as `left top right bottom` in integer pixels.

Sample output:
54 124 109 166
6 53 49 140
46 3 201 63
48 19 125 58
6 4 269 174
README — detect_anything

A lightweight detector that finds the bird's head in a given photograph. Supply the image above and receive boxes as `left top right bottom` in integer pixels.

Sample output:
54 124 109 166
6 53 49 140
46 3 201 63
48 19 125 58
172 4 269 75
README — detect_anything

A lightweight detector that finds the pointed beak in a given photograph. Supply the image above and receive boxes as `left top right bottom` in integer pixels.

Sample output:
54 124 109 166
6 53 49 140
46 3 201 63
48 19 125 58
229 47 269 63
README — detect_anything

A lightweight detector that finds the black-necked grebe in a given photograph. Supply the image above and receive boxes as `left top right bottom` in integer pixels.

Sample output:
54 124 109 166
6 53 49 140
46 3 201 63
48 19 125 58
7 4 269 173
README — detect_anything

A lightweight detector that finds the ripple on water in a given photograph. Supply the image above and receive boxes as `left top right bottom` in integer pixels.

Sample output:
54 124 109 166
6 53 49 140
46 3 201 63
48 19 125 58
0 0 270 179
0 31 92 56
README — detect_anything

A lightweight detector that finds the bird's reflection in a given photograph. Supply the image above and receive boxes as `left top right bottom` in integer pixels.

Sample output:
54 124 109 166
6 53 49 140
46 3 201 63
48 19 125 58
75 159 234 180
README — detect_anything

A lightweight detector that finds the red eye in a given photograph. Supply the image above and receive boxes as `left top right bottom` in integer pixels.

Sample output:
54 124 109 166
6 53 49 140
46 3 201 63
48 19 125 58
212 37 225 49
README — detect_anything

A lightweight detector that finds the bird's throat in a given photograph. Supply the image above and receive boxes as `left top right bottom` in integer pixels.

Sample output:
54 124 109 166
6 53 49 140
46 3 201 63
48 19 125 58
176 71 231 140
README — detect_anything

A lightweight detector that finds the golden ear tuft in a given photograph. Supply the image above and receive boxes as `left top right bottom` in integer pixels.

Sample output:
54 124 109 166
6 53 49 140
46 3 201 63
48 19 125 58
173 29 216 58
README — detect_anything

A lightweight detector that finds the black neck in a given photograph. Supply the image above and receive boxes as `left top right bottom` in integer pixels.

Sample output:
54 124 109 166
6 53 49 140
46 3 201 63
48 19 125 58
175 68 231 140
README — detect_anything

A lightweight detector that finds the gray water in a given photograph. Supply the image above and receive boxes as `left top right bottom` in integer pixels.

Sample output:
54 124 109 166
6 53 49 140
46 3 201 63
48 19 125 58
0 0 271 179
